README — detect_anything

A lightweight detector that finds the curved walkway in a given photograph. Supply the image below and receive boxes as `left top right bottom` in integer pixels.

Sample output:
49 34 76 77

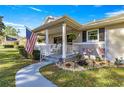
16 61 57 87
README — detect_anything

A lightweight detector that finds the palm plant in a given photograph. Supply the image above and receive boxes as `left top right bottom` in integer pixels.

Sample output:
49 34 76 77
68 32 76 41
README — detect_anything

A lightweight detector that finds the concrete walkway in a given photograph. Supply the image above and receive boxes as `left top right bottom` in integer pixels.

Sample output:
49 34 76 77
16 61 57 87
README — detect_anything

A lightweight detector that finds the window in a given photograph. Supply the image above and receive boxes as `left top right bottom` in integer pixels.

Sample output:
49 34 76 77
87 30 99 42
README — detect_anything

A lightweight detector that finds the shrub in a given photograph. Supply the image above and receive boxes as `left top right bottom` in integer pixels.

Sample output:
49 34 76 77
96 56 102 61
17 45 24 49
3 45 14 48
32 50 40 60
114 58 123 66
18 47 28 58
75 53 82 61
18 46 40 60
77 59 88 66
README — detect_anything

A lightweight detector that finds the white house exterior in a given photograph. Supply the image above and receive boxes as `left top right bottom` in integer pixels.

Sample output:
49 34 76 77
33 14 124 62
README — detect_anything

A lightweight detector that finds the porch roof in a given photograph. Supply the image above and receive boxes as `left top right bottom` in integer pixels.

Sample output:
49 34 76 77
32 15 82 32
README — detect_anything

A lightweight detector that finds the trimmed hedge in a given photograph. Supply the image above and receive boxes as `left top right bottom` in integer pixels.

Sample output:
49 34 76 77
3 45 14 48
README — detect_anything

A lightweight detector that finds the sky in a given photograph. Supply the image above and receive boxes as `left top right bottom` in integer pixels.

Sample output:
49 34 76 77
0 5 124 37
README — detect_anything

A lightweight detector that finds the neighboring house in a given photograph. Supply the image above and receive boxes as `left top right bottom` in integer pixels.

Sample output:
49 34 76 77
33 14 124 62
2 35 24 46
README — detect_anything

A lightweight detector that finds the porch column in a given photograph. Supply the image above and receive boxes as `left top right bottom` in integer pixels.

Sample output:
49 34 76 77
62 23 67 60
45 29 49 55
45 29 49 44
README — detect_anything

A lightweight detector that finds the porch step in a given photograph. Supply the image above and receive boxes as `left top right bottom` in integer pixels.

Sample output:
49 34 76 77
41 53 76 63
66 53 76 59
43 56 59 63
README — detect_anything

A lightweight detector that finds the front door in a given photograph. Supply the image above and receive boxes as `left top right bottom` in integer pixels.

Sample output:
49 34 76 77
54 36 62 44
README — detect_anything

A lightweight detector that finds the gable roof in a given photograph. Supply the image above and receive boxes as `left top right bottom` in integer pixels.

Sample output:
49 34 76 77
32 15 82 32
83 14 124 30
42 16 61 25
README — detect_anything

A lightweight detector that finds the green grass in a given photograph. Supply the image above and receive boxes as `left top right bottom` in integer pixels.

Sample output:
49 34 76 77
40 64 124 87
0 46 32 87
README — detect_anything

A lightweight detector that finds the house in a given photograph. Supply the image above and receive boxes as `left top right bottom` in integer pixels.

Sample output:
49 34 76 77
33 14 124 62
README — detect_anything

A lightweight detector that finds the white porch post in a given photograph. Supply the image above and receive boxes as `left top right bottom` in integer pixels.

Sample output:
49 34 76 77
62 23 67 60
105 28 107 61
45 29 49 55
45 29 49 44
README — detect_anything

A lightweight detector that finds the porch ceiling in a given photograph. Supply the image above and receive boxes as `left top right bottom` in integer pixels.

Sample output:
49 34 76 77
36 23 80 35
32 15 82 33
37 32 45 36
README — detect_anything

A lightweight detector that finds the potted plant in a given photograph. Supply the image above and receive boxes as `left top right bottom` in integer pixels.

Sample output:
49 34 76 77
68 32 76 42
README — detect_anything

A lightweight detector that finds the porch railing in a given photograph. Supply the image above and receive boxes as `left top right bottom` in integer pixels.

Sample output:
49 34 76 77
35 42 105 58
35 44 62 56
73 42 105 59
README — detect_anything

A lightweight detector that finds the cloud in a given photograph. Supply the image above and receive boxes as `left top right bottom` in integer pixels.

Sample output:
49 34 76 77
29 7 42 12
29 6 49 13
4 21 25 31
105 10 124 17
4 21 24 28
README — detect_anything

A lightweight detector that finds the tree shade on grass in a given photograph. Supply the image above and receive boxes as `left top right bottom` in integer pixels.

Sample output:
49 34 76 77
0 46 32 87
40 64 124 87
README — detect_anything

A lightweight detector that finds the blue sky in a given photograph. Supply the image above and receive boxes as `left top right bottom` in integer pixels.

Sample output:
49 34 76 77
0 5 124 37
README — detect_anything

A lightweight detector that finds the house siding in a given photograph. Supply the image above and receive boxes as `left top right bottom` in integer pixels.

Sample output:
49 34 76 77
74 43 105 56
73 28 105 58
106 23 124 62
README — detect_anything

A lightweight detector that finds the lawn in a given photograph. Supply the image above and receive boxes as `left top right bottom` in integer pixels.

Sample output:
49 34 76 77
0 46 32 87
40 64 124 87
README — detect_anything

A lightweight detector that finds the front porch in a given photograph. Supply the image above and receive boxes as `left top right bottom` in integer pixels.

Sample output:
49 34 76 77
34 16 106 61
35 16 82 60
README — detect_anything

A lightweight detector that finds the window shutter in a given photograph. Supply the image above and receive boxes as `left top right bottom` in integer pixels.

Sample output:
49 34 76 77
99 28 105 41
82 31 87 42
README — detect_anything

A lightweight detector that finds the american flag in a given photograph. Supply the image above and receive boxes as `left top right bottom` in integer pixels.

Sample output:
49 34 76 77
25 27 37 54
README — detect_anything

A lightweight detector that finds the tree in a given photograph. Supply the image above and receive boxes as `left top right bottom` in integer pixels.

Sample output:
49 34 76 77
0 16 5 36
0 16 5 44
3 26 18 36
0 26 18 45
